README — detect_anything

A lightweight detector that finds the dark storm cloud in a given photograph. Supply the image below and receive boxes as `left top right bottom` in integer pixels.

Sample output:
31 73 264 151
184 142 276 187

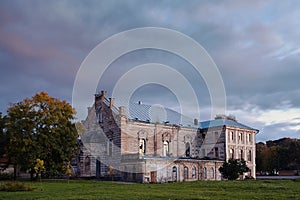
0 0 299 141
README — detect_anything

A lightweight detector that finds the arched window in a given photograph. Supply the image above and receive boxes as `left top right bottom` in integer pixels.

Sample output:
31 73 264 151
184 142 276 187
172 166 177 181
184 166 188 180
203 167 207 179
192 167 196 179
185 142 190 157
210 167 214 179
163 141 169 156
85 156 90 173
247 150 251 161
139 139 146 155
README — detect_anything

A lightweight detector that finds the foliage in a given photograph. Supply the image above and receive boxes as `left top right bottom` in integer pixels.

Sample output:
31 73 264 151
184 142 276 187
0 182 34 192
34 159 45 181
256 138 300 173
219 159 249 180
64 161 72 183
75 122 87 136
6 92 79 178
0 180 300 199
65 161 72 177
0 173 13 180
0 113 9 171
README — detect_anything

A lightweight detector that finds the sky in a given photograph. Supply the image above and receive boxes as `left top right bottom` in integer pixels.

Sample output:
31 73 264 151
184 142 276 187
1 0 300 142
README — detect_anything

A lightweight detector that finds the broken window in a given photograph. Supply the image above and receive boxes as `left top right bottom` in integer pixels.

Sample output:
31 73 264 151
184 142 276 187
163 140 169 156
203 167 207 179
239 149 243 160
230 149 234 159
184 166 188 180
210 167 214 179
85 156 90 173
192 167 196 179
139 139 146 155
247 150 251 161
172 166 177 181
185 142 190 157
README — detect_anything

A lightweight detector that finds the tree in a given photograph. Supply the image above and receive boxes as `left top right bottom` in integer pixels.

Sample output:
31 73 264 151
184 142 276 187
6 92 79 179
219 159 249 180
0 112 9 171
34 158 45 181
256 138 300 174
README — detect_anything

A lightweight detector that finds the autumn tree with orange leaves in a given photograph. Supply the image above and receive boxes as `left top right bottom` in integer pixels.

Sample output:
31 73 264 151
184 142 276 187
6 92 79 179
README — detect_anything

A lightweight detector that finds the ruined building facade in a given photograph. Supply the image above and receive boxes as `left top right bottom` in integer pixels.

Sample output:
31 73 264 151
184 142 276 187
77 91 258 182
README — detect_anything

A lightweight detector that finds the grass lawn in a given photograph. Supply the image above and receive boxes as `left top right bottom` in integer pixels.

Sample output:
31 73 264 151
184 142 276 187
0 179 299 200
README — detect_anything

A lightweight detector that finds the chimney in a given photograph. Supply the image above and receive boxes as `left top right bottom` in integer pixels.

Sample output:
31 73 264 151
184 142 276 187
194 118 199 126
119 106 126 116
100 90 107 100
109 98 114 108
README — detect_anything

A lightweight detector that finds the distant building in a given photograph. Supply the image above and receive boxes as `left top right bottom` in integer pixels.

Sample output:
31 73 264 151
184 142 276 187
77 91 258 182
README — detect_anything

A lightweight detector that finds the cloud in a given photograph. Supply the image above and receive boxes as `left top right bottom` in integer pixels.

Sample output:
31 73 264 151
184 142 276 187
0 0 300 141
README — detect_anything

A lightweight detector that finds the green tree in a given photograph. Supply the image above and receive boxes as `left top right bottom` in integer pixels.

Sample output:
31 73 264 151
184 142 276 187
219 159 249 180
6 92 79 179
0 112 9 171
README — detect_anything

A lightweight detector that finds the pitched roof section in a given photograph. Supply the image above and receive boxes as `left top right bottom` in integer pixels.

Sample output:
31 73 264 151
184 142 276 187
199 118 258 131
121 102 257 131
127 102 196 127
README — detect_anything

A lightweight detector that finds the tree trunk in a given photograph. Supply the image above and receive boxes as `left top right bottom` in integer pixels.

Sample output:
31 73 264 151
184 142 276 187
13 165 17 180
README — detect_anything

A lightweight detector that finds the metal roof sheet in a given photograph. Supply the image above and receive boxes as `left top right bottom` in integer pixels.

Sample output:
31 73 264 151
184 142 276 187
126 102 196 127
122 102 257 131
199 118 257 131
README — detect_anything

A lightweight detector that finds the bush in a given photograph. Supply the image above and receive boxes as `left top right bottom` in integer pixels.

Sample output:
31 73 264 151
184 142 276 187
0 182 34 192
0 173 13 180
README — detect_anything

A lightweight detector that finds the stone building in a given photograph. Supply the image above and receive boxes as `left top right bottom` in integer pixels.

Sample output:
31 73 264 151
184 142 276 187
77 91 258 182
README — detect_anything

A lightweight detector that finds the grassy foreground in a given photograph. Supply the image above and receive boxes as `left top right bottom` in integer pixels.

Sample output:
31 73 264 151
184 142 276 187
0 179 299 200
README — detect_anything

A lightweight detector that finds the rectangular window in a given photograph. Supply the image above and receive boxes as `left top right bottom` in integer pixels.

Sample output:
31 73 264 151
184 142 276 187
239 149 243 160
239 133 243 143
248 150 251 161
231 131 234 142
230 149 234 159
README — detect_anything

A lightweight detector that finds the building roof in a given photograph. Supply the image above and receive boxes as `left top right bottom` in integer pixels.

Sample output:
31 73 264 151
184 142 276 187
126 102 196 127
122 102 257 131
199 118 258 131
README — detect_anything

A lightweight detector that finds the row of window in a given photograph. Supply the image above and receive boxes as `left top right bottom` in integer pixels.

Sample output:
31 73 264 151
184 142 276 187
229 149 252 161
229 131 253 144
139 139 192 157
173 166 216 180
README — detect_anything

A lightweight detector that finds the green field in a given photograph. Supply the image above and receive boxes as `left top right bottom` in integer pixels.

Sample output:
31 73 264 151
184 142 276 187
0 179 299 200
